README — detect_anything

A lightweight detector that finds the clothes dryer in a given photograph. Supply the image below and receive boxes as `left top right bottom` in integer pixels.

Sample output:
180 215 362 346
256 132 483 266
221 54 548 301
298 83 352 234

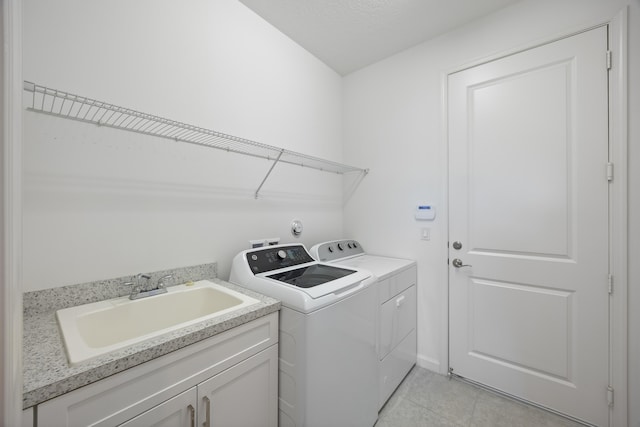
309 240 417 409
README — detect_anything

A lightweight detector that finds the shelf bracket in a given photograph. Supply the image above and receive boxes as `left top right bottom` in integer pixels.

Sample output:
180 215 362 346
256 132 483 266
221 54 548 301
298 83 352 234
255 150 284 199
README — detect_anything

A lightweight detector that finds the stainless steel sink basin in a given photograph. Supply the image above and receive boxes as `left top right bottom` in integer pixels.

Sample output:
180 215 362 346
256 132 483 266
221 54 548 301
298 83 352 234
56 280 259 365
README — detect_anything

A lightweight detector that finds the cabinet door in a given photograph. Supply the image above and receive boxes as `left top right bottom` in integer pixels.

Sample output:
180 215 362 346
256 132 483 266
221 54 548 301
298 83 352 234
198 345 277 427
379 285 416 360
119 388 197 427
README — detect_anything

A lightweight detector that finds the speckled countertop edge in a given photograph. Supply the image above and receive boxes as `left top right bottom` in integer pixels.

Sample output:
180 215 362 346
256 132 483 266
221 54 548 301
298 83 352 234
23 267 280 409
23 263 220 316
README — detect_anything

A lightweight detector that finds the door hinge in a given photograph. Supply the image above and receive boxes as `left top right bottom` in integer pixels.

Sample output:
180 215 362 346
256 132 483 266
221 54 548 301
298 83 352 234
606 50 612 70
608 274 613 295
607 162 614 181
607 386 614 407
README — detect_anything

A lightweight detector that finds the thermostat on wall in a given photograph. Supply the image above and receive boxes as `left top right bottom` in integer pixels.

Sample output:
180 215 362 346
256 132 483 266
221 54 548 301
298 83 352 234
415 204 436 221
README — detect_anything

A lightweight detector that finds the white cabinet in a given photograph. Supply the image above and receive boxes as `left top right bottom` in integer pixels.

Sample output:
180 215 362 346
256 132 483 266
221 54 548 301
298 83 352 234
198 345 278 427
377 266 417 408
36 313 278 427
120 345 278 427
120 388 197 427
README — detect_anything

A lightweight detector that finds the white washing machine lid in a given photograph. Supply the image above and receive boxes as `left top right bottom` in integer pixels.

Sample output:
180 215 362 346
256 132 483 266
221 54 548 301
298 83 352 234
256 262 372 299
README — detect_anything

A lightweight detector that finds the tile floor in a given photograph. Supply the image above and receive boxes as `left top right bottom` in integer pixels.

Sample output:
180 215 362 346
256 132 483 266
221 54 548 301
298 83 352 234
376 367 586 427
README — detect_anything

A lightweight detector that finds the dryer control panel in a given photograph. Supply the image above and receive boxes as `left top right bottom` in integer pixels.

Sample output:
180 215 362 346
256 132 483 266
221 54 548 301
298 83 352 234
312 240 365 262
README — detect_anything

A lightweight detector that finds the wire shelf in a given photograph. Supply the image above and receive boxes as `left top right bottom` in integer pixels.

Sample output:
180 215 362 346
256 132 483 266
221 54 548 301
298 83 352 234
23 81 368 197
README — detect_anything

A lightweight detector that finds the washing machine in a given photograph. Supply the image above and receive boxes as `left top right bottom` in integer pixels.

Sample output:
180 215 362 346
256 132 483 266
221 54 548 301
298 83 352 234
230 243 378 427
309 240 417 409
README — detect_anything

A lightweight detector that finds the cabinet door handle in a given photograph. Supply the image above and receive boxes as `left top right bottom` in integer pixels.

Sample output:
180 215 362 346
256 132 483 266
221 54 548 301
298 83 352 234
203 396 211 427
396 295 405 308
187 404 195 427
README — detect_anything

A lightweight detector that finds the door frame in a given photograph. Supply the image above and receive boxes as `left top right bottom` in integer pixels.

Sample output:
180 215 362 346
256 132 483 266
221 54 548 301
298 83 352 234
2 0 23 425
440 8 628 426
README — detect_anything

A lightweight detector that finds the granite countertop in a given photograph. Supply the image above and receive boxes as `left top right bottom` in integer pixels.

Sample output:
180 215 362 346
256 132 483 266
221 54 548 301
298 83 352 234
23 264 280 409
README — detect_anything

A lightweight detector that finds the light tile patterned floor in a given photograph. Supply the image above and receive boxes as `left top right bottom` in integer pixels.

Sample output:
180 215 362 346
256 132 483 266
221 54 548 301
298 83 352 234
376 367 586 427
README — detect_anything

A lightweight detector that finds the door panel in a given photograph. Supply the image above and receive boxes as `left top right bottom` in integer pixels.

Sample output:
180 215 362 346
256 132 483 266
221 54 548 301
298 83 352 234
470 62 572 258
469 279 571 379
198 346 278 427
448 26 609 426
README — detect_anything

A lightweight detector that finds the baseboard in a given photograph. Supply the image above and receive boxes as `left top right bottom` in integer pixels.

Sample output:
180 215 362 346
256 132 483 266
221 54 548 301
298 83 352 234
416 354 444 374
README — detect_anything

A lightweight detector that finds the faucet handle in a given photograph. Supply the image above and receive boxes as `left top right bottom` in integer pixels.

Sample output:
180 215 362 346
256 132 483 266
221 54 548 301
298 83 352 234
136 273 151 287
158 274 174 289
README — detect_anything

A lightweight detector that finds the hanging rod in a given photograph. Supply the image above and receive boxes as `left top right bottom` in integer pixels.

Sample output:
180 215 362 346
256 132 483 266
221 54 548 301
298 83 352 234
23 81 369 198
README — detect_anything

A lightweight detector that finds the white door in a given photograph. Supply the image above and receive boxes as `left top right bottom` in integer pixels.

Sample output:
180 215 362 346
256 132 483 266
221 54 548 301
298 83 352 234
448 26 610 426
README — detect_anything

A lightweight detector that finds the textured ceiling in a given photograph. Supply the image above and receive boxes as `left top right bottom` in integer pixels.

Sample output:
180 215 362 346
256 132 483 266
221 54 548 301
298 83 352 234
239 0 521 75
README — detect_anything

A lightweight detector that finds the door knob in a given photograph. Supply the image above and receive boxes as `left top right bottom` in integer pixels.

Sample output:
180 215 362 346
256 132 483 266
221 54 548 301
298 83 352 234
452 258 472 268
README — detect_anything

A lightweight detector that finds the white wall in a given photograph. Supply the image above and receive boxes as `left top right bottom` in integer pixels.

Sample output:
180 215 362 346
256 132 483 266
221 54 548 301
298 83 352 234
22 0 346 289
342 0 639 425
22 0 640 424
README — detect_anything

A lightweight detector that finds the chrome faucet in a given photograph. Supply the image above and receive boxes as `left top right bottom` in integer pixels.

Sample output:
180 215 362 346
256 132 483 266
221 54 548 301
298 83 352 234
125 273 172 300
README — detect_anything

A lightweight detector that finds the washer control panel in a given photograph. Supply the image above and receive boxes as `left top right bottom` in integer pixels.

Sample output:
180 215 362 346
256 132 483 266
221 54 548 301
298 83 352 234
246 244 315 274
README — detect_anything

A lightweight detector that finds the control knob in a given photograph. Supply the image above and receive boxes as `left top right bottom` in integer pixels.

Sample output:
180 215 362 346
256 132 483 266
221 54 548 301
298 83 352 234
277 250 287 260
337 243 344 251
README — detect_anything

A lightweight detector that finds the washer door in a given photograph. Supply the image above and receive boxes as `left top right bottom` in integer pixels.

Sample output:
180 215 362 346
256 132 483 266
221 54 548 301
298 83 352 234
267 264 356 288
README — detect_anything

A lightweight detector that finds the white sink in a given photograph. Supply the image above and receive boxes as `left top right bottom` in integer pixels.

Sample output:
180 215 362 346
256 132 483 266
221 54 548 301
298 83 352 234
56 280 259 366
